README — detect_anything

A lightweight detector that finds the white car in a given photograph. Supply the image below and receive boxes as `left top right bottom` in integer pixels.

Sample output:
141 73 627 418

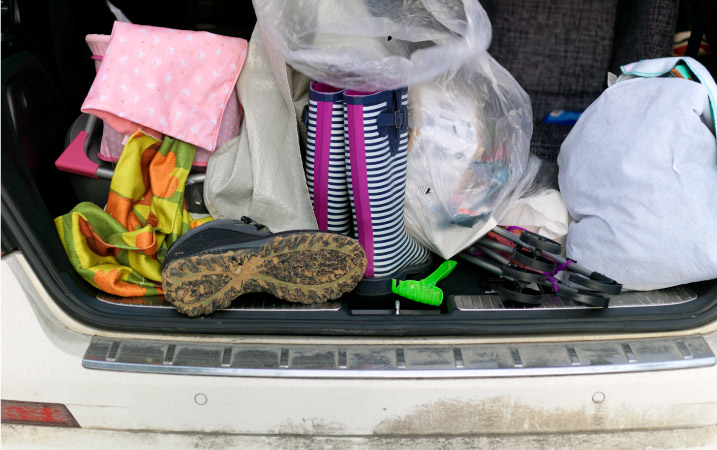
2 0 717 449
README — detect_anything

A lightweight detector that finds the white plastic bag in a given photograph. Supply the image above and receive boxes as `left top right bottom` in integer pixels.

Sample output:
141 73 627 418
559 57 717 290
254 0 535 258
498 188 569 244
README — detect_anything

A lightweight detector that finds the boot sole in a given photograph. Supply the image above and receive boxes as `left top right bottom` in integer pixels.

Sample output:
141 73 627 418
162 232 367 317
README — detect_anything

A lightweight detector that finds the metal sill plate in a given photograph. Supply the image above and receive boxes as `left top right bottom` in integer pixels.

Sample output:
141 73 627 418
95 293 342 311
96 286 698 313
453 286 697 311
83 335 715 379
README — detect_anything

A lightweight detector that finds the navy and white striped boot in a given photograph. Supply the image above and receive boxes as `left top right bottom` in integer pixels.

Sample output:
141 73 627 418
304 82 353 236
344 88 432 294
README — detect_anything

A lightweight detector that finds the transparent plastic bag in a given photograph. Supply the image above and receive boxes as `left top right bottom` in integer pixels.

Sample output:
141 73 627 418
254 0 535 258
253 0 492 91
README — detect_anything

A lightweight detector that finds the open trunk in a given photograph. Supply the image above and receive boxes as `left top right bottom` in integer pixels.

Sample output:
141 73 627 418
4 114 717 336
3 0 717 337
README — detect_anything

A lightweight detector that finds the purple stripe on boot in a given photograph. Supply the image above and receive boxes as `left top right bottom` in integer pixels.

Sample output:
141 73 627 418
347 103 375 277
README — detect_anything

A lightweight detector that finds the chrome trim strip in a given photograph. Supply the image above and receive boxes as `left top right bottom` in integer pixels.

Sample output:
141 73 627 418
83 335 715 379
94 293 342 311
452 286 698 311
94 287 696 312
82 358 715 379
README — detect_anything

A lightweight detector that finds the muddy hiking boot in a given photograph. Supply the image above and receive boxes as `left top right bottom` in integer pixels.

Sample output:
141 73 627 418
161 217 367 316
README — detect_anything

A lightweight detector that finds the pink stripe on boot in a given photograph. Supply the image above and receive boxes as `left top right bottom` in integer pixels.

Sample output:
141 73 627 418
313 100 334 230
347 103 374 277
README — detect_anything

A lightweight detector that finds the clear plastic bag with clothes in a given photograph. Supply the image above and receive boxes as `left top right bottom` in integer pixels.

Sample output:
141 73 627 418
253 0 535 258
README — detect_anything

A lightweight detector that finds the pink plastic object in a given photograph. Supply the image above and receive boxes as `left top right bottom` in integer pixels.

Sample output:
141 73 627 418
55 130 98 179
86 34 110 71
86 34 133 164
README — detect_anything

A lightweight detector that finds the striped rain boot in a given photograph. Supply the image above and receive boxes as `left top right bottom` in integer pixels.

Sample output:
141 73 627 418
344 88 432 294
304 82 353 236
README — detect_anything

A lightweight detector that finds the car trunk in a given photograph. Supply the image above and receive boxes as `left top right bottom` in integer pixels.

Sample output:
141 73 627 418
2 0 717 336
4 135 717 336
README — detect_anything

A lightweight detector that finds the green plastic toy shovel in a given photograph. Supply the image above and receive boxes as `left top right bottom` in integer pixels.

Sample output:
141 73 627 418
391 260 458 306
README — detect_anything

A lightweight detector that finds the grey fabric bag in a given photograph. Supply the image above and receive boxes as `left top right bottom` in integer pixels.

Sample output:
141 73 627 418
204 26 316 232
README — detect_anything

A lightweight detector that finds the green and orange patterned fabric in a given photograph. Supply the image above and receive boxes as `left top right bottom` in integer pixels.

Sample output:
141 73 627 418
55 131 212 297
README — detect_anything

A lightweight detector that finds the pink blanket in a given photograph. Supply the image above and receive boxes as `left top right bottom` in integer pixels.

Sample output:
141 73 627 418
82 21 247 151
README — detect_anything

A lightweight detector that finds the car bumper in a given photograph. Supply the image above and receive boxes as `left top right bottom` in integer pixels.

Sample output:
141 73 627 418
3 252 717 447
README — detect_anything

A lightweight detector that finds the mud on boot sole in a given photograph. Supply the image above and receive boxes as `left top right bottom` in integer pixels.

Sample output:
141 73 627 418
161 233 367 316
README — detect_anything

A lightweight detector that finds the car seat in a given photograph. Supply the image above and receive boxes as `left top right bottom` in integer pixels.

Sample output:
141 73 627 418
480 0 682 162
